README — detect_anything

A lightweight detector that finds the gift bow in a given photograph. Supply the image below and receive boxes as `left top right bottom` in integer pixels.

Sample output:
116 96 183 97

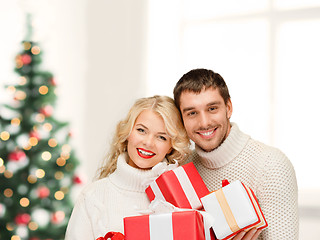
96 231 124 240
138 199 214 240
142 160 179 188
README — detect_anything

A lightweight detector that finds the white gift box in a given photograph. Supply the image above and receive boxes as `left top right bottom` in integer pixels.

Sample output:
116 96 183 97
200 180 267 240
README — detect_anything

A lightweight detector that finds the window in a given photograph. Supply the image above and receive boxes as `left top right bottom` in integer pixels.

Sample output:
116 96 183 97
146 3 320 236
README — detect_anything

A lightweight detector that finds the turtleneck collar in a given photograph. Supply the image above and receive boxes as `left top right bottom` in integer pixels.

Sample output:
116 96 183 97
195 123 250 169
108 153 161 192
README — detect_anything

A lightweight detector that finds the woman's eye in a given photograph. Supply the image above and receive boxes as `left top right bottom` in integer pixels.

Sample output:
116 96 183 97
137 128 145 133
159 136 167 141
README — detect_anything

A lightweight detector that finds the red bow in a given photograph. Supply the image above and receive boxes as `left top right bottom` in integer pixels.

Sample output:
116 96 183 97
96 231 125 240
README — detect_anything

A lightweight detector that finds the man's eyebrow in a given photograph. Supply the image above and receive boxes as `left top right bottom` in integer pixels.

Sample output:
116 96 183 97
182 107 195 113
207 101 222 106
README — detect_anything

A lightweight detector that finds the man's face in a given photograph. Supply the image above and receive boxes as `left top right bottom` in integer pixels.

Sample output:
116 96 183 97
179 87 233 152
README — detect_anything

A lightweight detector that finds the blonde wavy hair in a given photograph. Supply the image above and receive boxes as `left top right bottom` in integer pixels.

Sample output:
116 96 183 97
97 95 191 179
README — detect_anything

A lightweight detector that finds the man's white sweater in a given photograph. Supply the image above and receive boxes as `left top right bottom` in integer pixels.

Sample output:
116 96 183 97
187 123 299 239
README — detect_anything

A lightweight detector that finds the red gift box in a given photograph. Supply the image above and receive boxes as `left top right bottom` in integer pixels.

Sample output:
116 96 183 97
145 162 209 209
124 210 215 240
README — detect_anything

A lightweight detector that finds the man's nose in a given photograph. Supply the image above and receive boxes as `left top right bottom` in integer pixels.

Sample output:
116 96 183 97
198 112 210 128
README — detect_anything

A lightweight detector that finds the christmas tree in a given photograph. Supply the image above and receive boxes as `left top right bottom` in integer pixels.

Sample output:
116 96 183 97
0 17 81 240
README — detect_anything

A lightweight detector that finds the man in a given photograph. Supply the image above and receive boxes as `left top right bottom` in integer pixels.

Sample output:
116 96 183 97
173 69 298 240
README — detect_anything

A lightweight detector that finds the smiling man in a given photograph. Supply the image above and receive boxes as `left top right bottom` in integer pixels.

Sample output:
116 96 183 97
173 68 299 240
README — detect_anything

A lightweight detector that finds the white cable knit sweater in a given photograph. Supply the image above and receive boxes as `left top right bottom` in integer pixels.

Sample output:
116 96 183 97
186 123 299 239
65 154 159 240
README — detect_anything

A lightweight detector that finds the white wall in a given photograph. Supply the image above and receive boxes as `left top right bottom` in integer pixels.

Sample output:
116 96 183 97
85 0 149 179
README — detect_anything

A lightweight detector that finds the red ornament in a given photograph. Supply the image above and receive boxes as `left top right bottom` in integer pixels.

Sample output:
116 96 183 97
49 77 57 86
8 150 26 162
73 175 82 184
51 211 65 224
15 213 31 225
21 54 32 65
39 105 53 117
37 186 50 198
29 130 40 140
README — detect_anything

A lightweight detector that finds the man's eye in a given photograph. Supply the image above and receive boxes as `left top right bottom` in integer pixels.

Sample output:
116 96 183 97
209 107 217 111
187 111 196 116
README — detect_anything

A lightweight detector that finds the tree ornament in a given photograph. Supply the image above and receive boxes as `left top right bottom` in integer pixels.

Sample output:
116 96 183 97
21 54 32 65
8 149 27 162
49 77 57 86
29 130 40 140
37 186 50 198
39 105 53 117
73 175 83 184
14 213 31 225
51 211 65 224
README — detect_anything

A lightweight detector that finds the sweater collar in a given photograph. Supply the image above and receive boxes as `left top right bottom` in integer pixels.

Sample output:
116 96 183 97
195 123 250 169
109 153 161 192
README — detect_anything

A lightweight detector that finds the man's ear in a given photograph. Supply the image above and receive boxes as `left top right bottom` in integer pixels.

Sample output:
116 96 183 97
226 99 233 119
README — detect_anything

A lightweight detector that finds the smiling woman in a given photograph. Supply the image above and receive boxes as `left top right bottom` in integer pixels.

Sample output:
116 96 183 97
64 95 191 239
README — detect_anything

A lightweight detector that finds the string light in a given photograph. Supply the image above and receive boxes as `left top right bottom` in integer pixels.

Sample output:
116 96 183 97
27 175 37 184
11 118 21 126
54 191 64 200
48 138 58 147
4 170 13 179
15 90 27 100
43 123 53 131
55 171 64 180
11 235 21 240
35 113 45 123
35 169 45 178
56 157 66 167
0 165 5 174
0 131 10 141
20 197 30 207
4 188 13 198
19 76 27 85
31 46 41 55
29 137 38 146
39 85 48 95
41 151 52 161
6 86 16 93
6 223 14 231
28 221 38 231
0 157 3 166
23 42 31 50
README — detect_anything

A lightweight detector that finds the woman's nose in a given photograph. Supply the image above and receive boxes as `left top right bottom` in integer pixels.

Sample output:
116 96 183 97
142 134 154 147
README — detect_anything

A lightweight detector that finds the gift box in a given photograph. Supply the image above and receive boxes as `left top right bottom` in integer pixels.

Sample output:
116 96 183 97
200 180 268 240
124 210 215 240
145 162 209 210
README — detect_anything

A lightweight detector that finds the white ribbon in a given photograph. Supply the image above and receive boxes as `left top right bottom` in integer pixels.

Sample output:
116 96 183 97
142 160 179 188
138 199 214 240
173 166 202 209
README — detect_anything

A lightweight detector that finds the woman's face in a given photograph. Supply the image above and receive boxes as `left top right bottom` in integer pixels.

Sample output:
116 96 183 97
127 109 172 169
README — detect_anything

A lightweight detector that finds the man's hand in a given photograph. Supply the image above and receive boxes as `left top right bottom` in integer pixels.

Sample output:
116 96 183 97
232 228 262 240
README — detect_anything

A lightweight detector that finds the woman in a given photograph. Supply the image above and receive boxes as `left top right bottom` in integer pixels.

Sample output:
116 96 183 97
65 95 190 240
